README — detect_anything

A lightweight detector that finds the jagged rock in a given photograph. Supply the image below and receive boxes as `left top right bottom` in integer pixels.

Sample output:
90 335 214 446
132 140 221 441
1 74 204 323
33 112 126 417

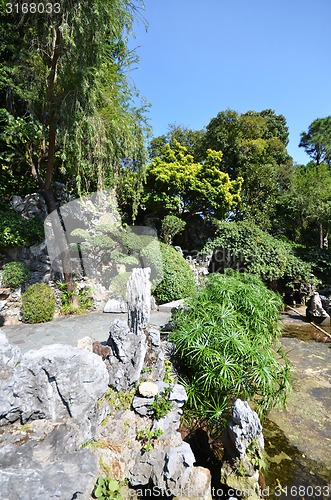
139 381 159 397
0 340 109 442
127 268 151 335
132 395 155 417
146 324 161 347
306 292 331 325
223 399 264 461
103 298 127 313
0 330 21 368
106 319 147 391
129 440 197 496
0 419 97 500
175 466 212 499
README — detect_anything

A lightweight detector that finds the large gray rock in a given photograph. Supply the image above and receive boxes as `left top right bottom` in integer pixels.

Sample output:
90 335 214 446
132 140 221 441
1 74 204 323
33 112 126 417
129 440 198 496
0 420 98 500
223 399 264 460
0 341 109 442
106 319 147 390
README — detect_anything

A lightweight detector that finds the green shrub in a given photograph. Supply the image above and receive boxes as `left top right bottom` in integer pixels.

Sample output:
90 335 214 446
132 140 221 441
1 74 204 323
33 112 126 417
170 272 291 435
22 283 56 323
141 242 196 304
161 215 186 245
0 208 44 248
56 281 94 315
1 261 31 288
202 220 318 291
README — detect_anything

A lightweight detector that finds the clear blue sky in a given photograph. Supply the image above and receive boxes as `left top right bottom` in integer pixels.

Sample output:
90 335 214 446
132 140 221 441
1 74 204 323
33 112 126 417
129 0 331 165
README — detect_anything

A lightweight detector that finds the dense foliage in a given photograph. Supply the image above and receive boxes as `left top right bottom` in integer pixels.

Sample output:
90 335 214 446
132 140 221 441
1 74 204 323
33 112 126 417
160 215 186 245
22 283 56 323
202 221 318 292
170 272 291 435
143 140 242 220
0 0 148 219
0 209 44 248
1 262 31 289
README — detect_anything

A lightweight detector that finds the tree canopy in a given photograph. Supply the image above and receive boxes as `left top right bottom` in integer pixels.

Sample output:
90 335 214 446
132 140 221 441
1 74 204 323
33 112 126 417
299 117 331 166
0 0 148 208
143 140 243 220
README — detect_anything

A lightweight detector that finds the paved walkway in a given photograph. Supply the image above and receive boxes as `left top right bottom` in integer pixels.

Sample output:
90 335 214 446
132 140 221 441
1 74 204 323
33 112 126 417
1 310 172 353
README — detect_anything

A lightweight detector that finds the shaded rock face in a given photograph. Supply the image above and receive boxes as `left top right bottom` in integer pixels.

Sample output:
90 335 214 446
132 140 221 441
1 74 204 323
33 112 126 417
221 399 264 500
106 319 147 391
0 341 109 443
0 333 109 499
223 399 264 461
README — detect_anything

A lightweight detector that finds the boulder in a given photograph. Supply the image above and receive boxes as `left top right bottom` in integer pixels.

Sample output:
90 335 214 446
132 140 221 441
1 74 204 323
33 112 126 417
0 340 109 442
106 319 147 391
223 399 264 460
0 420 98 500
0 330 21 368
103 298 128 313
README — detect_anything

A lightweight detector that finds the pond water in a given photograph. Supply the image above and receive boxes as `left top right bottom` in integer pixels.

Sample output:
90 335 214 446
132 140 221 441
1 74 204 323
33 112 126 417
263 320 331 499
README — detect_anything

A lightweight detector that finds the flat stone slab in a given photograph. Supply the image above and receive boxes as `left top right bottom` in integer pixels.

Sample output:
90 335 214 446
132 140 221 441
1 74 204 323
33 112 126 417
158 299 185 312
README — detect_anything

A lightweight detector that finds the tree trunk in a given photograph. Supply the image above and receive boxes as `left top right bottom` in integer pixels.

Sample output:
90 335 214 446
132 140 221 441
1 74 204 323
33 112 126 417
41 25 78 307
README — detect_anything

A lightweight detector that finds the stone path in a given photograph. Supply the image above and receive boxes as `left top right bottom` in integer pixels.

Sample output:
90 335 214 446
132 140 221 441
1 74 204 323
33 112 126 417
1 310 172 353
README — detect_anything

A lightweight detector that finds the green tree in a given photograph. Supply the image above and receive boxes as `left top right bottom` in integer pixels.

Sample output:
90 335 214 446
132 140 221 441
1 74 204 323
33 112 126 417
148 123 205 161
143 140 242 220
277 162 331 248
0 0 148 295
299 117 331 166
202 109 293 228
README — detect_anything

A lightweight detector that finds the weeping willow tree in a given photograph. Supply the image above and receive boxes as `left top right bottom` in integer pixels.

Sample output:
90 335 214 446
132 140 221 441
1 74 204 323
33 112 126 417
0 0 148 293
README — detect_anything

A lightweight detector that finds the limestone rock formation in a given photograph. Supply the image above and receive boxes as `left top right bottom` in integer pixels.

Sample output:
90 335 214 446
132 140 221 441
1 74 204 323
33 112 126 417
0 341 109 442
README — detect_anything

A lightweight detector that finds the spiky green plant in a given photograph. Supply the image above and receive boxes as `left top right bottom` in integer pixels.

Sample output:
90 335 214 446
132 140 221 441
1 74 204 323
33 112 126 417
170 271 291 436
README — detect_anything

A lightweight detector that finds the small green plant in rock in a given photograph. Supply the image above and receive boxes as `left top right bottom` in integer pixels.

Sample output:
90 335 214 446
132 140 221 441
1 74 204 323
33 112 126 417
1 261 31 289
22 283 56 323
92 475 122 499
152 386 173 419
98 387 135 412
163 360 174 384
136 428 163 453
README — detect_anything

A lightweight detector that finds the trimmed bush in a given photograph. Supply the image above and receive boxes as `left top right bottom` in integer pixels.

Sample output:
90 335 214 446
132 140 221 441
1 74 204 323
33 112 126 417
1 261 31 289
170 272 291 435
147 242 196 304
22 283 56 323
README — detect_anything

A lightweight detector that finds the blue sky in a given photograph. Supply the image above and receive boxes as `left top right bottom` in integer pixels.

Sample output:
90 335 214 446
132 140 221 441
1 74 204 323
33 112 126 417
129 0 331 165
